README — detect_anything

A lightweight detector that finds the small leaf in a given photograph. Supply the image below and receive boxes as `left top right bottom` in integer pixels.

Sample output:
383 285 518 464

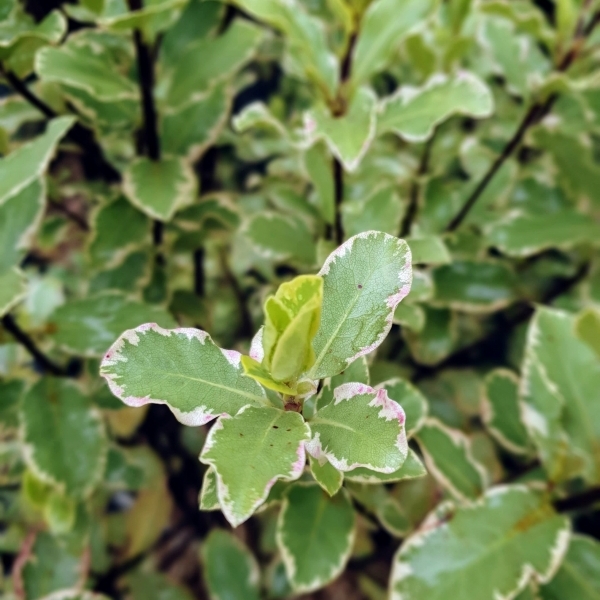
199 467 220 512
277 483 355 593
483 369 532 455
404 307 456 366
309 456 343 496
378 72 494 141
342 184 403 237
416 418 487 501
393 303 425 332
101 324 268 427
345 448 427 484
304 142 335 224
377 378 428 437
241 356 298 395
20 378 107 498
200 406 310 526
307 383 407 473
310 231 412 379
390 486 570 600
0 267 27 317
201 529 260 600
123 156 197 222
574 307 600 360
315 355 369 412
407 235 451 265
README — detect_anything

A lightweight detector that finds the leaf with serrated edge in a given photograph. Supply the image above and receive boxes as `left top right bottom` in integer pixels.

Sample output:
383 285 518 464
345 448 426 484
277 483 355 593
307 383 407 473
377 378 428 437
309 456 343 496
310 231 412 380
199 467 220 511
390 486 570 600
101 324 268 427
416 418 487 501
200 406 310 526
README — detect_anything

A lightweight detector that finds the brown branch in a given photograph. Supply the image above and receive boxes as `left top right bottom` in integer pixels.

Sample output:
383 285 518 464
333 156 344 245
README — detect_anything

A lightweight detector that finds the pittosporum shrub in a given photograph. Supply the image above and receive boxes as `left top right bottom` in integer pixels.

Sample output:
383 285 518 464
1 0 600 599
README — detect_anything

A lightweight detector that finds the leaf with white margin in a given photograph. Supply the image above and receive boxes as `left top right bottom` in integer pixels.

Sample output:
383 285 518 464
20 378 107 498
345 448 426 484
0 268 27 317
199 467 220 511
483 369 533 455
309 456 343 496
309 231 412 380
123 156 197 222
416 418 487 501
101 324 269 427
201 529 260 600
200 406 310 526
377 378 427 437
390 486 570 600
304 87 377 172
307 383 407 473
539 534 600 600
277 483 355 593
0 116 74 203
378 72 494 141
521 307 600 484
314 355 369 413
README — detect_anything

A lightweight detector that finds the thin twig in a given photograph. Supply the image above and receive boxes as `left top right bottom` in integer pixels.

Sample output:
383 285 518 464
1 314 67 376
333 156 344 245
194 248 205 297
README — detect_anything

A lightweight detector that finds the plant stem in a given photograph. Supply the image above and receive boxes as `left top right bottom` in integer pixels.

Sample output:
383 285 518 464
48 199 89 231
333 156 344 245
1 314 67 376
194 248 205 297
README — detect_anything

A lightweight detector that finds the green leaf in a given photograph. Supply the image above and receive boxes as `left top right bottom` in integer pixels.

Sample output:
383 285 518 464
521 307 600 483
314 355 369 413
416 418 487 501
390 486 570 600
574 308 600 360
199 467 220 511
0 267 27 317
200 406 310 526
378 72 494 141
407 235 451 265
393 303 425 332
377 378 428 437
345 448 427 483
101 323 268 427
201 529 260 600
276 483 355 593
307 383 407 472
21 378 107 498
342 184 403 238
44 490 76 535
310 231 412 379
483 369 532 455
304 142 335 224
304 87 377 172
0 116 74 204
123 156 197 222
539 534 600 600
241 356 298 395
52 293 176 357
309 456 343 496
351 0 434 87
404 307 456 366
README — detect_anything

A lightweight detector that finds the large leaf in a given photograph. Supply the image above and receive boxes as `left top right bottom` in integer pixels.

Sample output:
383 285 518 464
201 530 260 600
123 156 197 222
200 406 310 526
0 116 74 203
307 383 407 473
100 324 268 426
521 307 600 483
390 486 570 600
20 378 107 498
310 231 412 379
378 72 494 141
277 483 355 593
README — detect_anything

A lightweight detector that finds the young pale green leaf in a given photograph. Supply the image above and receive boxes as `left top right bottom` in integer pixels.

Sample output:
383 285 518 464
0 267 27 317
351 0 434 87
241 356 298 395
123 156 197 222
310 231 412 379
416 418 487 501
101 324 268 427
0 116 74 204
262 275 323 383
521 307 600 483
345 448 427 484
200 406 310 526
539 534 600 600
307 383 407 473
44 490 77 535
52 293 176 357
199 467 220 511
309 456 343 496
201 529 260 600
377 378 427 437
483 369 532 455
277 483 355 593
21 378 107 498
378 72 494 141
390 486 570 600
404 307 456 366
574 308 600 360
406 236 451 265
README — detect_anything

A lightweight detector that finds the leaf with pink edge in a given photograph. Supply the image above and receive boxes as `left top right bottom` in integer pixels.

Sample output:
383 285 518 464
100 324 269 427
306 383 408 473
200 406 311 527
